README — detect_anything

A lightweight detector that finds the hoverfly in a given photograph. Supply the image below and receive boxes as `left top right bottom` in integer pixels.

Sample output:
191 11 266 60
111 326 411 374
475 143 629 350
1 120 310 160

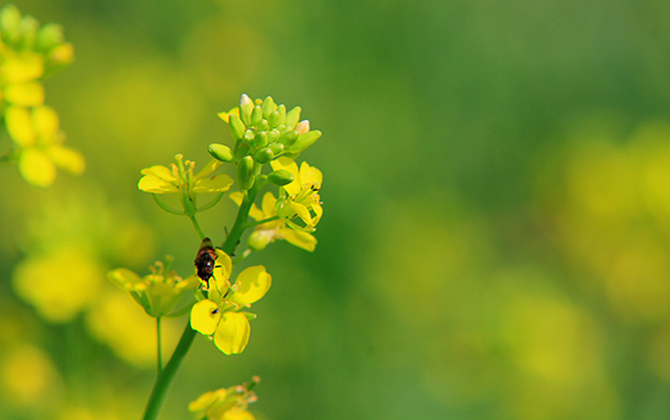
194 237 218 288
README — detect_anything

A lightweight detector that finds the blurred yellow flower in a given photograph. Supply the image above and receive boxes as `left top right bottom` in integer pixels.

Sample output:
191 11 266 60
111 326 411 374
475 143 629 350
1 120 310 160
189 377 259 420
5 105 84 187
1 344 63 409
270 157 323 232
12 244 105 323
108 259 199 318
0 51 45 107
230 191 317 251
190 249 270 355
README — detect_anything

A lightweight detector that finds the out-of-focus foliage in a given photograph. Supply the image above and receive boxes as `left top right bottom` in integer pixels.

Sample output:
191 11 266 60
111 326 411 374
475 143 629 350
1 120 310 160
2 0 670 419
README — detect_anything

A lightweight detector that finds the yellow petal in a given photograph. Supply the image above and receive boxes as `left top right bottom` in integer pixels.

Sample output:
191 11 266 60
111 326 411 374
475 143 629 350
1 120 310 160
2 52 44 83
31 106 60 142
188 389 227 412
270 157 300 196
261 192 277 218
49 145 85 175
137 174 179 193
19 149 56 187
3 82 45 106
214 312 250 355
190 300 221 335
229 191 244 206
194 159 223 180
280 228 317 251
141 165 175 181
5 106 36 147
229 266 271 308
193 174 234 193
299 161 322 189
290 201 313 226
217 107 240 123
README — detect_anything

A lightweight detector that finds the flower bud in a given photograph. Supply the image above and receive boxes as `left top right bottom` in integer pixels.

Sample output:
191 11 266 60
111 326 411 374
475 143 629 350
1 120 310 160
278 129 299 147
233 140 250 159
254 131 268 148
251 105 263 125
254 147 274 164
256 118 269 132
18 15 38 50
268 129 280 144
237 156 255 190
288 130 322 153
262 96 277 118
269 142 284 155
35 23 64 52
277 104 287 125
268 110 282 128
242 130 255 146
228 113 246 140
208 143 234 162
286 106 302 128
0 5 21 43
268 169 294 186
239 94 254 126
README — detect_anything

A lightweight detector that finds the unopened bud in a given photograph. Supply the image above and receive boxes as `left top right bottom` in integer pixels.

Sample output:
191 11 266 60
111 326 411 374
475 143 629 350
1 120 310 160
0 5 21 43
228 113 246 140
267 129 280 144
248 230 271 251
262 96 277 118
251 105 263 125
278 129 299 146
254 147 274 164
18 16 38 50
268 110 282 128
254 131 269 148
243 130 255 145
35 23 64 52
268 169 294 186
269 142 284 156
237 156 255 190
233 139 250 159
288 130 322 153
239 94 254 126
286 106 302 128
256 118 269 132
208 143 234 162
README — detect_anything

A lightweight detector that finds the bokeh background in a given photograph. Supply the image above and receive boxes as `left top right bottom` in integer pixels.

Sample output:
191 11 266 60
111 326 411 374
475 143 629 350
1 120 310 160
2 0 670 419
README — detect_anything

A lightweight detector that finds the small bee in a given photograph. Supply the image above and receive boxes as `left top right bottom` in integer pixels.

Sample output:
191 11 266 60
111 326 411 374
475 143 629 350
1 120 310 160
194 237 218 288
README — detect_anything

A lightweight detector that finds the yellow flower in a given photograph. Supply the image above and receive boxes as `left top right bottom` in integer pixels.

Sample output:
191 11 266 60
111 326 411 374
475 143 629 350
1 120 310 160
270 157 323 231
0 51 46 107
230 191 317 251
4 105 84 187
138 155 234 194
189 378 259 420
108 259 199 318
190 250 271 355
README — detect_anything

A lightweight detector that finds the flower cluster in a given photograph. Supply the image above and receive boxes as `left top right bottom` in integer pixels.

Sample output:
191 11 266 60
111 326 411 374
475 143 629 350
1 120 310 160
0 4 83 187
108 258 199 318
190 249 271 355
189 377 260 420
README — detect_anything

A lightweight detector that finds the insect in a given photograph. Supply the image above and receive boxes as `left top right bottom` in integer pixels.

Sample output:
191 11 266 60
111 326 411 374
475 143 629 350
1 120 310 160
194 237 218 288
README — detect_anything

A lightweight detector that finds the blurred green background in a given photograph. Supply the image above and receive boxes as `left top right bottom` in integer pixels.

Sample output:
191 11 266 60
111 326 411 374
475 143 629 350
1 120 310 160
3 0 670 419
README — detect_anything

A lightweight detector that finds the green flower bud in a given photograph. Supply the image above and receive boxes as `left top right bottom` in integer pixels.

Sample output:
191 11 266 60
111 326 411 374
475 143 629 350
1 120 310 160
0 4 22 43
248 230 271 251
288 130 322 153
268 111 282 128
208 143 234 162
268 129 280 144
262 96 277 118
237 156 255 190
277 104 287 125
243 131 255 146
228 113 246 141
240 94 254 126
18 15 38 50
35 23 64 52
256 119 269 132
254 131 269 148
269 142 284 155
254 147 274 164
278 129 299 146
234 139 250 159
251 105 263 125
268 169 294 186
286 106 302 128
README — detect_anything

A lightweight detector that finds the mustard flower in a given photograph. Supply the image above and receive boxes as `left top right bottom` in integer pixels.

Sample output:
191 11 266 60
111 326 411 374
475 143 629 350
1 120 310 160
190 249 271 355
138 155 233 195
189 377 259 420
270 157 323 231
230 191 317 251
4 105 84 187
0 51 45 107
108 259 199 318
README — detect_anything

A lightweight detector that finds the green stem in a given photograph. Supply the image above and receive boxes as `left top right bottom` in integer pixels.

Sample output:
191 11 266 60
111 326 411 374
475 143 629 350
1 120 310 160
142 321 197 420
189 215 206 241
221 188 257 254
156 317 163 375
244 215 280 229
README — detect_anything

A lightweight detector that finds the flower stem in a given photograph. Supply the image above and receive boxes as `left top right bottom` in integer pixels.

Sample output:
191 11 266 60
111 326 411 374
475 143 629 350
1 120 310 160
142 321 196 420
156 317 163 375
189 215 206 241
